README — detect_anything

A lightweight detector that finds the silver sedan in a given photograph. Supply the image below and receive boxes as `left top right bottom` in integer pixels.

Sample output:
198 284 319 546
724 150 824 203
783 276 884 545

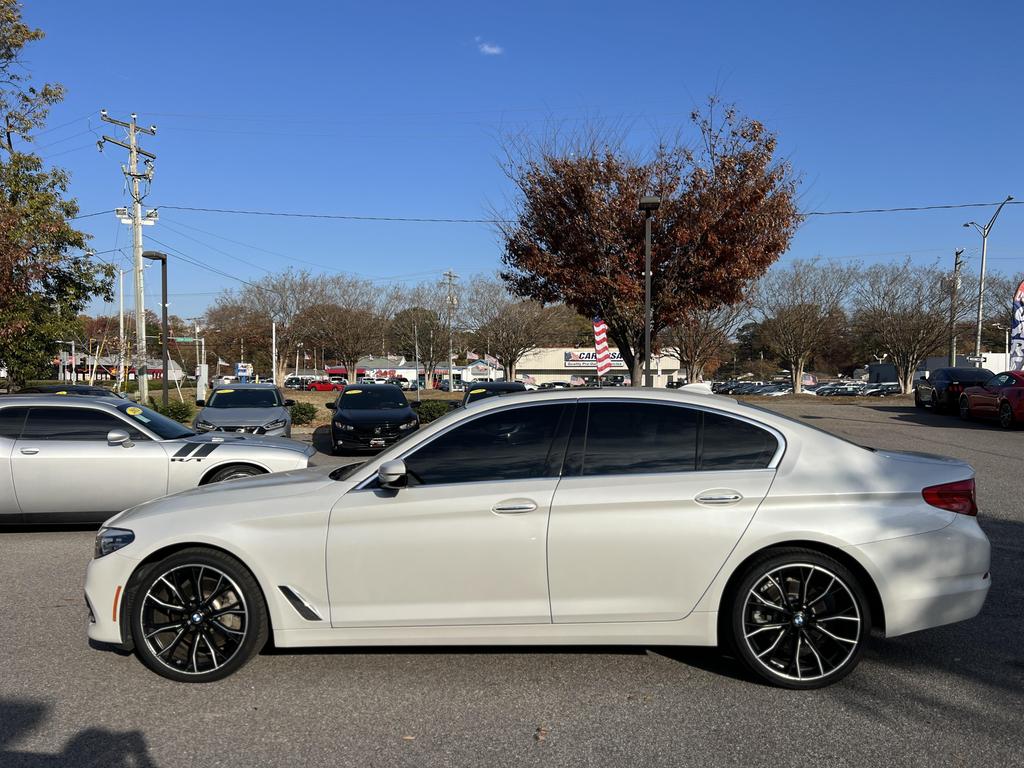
0 395 315 524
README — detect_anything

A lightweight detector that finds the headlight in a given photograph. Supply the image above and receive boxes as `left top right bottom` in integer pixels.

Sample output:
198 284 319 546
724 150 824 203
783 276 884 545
195 419 215 431
94 527 135 559
398 418 418 431
264 418 287 430
334 421 355 431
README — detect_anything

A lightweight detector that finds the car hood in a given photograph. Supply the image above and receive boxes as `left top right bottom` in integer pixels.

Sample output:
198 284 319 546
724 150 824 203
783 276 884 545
334 407 414 424
176 431 313 456
106 465 339 527
197 406 289 426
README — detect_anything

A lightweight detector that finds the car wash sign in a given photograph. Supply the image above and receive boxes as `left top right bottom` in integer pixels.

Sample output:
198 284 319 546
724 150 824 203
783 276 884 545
1011 279 1024 371
563 350 626 368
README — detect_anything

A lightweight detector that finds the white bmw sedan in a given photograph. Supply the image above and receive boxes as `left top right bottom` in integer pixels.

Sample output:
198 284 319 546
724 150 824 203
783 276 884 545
85 389 990 688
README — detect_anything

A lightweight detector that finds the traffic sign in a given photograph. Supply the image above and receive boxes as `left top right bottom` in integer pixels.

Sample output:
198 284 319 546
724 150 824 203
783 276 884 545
965 355 985 362
172 337 196 342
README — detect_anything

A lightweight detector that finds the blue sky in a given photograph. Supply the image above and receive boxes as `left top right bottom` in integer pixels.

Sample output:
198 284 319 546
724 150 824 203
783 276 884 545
24 1 1024 320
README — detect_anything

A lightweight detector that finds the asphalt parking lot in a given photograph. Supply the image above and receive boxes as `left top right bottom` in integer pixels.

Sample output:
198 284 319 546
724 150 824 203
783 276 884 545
1 399 1021 767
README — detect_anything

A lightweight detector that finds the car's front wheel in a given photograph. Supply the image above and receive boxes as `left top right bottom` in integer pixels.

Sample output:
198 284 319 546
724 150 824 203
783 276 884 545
914 389 925 409
206 465 265 483
128 547 268 682
959 395 972 420
998 401 1015 429
727 549 870 689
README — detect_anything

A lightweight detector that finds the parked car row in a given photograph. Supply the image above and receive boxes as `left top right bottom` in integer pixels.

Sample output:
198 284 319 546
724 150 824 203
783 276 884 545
915 367 1024 429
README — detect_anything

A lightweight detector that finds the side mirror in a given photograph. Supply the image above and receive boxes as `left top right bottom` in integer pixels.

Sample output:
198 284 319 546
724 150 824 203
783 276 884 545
326 399 337 410
409 401 421 409
195 399 205 407
377 459 407 490
284 399 295 406
107 428 132 447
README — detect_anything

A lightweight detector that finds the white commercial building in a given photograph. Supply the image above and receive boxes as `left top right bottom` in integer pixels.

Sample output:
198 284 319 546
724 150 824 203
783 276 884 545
516 347 683 386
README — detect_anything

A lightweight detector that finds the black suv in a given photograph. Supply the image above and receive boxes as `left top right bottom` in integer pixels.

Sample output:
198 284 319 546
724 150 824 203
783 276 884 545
463 381 527 406
915 367 994 412
328 383 419 454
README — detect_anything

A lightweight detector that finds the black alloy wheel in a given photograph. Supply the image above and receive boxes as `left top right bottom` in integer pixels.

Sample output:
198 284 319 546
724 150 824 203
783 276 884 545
729 549 869 689
959 395 972 420
999 401 1015 429
129 548 268 682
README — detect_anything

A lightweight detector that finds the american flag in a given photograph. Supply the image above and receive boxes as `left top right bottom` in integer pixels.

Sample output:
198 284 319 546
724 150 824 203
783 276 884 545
593 317 612 377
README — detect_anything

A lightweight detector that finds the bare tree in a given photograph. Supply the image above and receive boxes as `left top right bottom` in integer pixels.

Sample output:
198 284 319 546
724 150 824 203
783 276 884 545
464 276 556 380
758 259 857 393
665 298 751 382
855 259 974 393
299 276 385 380
389 281 450 385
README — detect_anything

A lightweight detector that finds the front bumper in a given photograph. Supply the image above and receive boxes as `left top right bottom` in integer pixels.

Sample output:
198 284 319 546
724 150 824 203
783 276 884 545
846 513 991 637
85 550 140 646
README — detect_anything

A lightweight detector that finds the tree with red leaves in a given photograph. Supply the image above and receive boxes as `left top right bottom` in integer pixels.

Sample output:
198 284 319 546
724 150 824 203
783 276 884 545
499 99 801 385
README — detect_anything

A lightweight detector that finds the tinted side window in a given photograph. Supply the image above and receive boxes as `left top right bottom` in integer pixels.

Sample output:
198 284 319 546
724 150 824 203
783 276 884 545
405 404 568 485
0 407 29 439
581 403 698 476
701 412 778 470
22 408 144 441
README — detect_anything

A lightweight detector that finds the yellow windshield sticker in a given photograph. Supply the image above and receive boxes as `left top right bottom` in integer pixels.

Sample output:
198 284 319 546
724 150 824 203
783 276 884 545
216 389 235 393
56 390 67 395
126 406 143 416
345 389 362 395
470 388 486 394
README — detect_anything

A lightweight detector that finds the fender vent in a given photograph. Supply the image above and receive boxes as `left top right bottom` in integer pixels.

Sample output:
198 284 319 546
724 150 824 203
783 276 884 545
278 586 323 621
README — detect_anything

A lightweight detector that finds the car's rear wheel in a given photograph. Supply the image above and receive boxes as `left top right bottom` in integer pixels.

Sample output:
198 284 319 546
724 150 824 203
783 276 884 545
930 393 942 412
959 395 972 420
727 549 870 689
206 465 265 484
129 548 268 682
998 401 1015 429
914 389 925 409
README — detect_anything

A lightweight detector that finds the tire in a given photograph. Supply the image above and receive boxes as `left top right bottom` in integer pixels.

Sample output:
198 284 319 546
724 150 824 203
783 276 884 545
998 401 1015 429
128 547 269 682
914 390 925 409
930 393 941 412
726 549 870 690
206 465 265 484
959 395 972 420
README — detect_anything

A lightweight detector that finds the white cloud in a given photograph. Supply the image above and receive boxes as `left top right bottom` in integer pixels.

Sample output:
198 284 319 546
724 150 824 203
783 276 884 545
475 36 503 55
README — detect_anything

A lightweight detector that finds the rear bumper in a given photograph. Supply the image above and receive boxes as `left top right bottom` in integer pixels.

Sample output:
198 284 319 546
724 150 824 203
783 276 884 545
846 514 991 637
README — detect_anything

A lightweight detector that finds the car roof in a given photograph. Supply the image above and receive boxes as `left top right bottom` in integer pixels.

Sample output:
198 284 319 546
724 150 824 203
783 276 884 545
211 382 278 390
0 394 125 409
342 383 402 391
469 382 526 392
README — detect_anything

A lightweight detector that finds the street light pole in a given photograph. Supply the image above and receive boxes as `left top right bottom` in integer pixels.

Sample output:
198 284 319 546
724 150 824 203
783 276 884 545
964 194 1014 366
638 196 662 388
142 251 169 407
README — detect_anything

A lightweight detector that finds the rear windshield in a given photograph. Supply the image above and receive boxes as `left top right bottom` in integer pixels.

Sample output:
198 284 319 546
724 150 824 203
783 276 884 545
947 368 994 381
206 388 283 408
337 387 407 410
115 402 195 439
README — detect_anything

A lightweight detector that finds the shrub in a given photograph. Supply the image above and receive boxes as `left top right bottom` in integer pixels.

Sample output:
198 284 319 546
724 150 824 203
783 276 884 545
415 399 455 423
148 397 194 423
290 401 318 426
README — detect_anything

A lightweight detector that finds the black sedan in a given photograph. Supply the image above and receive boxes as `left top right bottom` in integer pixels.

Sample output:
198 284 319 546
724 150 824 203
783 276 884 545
915 367 994 412
327 384 419 454
463 381 527 405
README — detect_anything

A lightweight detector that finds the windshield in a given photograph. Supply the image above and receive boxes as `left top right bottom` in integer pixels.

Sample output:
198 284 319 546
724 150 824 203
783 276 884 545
116 402 195 439
206 388 283 408
337 388 407 410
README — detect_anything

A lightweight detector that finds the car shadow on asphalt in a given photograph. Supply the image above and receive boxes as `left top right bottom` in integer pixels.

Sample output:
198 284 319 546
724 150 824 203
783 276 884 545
0 698 158 767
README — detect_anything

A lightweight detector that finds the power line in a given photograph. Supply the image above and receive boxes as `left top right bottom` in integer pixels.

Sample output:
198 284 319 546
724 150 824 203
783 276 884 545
72 210 113 220
803 200 1024 217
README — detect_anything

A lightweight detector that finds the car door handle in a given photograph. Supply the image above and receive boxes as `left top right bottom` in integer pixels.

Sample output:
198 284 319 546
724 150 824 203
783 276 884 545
19 448 39 455
492 499 538 514
695 491 742 505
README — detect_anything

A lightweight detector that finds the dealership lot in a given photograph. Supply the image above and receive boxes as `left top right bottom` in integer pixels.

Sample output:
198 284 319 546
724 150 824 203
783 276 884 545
0 399 1020 767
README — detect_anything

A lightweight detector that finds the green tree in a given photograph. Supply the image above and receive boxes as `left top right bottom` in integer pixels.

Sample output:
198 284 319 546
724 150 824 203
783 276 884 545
0 1 112 387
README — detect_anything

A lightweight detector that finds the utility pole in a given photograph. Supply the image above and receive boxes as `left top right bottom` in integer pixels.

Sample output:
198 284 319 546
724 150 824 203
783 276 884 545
443 270 459 390
949 249 964 366
964 194 1014 366
118 269 126 389
413 318 421 402
99 110 157 400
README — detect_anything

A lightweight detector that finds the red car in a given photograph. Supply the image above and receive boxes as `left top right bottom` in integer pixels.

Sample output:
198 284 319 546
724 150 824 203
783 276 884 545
958 370 1024 428
307 380 345 392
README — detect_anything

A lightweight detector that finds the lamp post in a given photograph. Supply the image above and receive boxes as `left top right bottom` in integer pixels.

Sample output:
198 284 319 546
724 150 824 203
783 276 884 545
639 195 662 387
141 251 169 407
964 195 1014 366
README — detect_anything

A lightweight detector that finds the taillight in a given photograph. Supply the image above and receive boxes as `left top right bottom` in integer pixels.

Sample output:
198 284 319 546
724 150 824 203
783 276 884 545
948 383 962 394
922 479 978 516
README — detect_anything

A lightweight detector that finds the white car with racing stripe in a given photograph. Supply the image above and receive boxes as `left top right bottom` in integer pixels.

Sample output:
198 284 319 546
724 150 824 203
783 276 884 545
0 395 316 524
